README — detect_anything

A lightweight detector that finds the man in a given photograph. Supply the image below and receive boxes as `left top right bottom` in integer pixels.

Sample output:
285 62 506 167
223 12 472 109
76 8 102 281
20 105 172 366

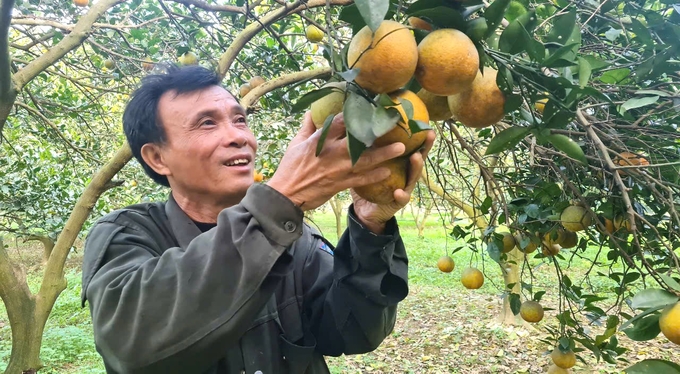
80 64 435 374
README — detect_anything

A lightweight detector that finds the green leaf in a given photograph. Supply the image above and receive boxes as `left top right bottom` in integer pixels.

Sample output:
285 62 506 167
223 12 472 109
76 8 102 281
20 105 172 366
625 359 680 374
542 43 579 68
483 0 510 38
347 130 367 166
291 87 337 113
504 94 523 113
339 5 367 34
659 274 680 293
485 126 531 155
354 0 389 33
405 0 449 14
466 17 488 43
509 293 522 315
577 57 592 88
629 17 655 49
630 288 679 310
499 11 537 54
546 7 576 45
599 68 630 84
400 98 414 120
408 119 432 134
344 91 378 146
409 7 466 30
372 106 402 138
635 90 671 97
546 134 587 165
621 96 659 113
622 314 661 341
487 240 501 264
316 114 336 156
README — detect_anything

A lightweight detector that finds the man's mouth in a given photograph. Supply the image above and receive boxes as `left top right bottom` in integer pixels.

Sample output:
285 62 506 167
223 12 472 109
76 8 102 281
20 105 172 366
225 158 250 166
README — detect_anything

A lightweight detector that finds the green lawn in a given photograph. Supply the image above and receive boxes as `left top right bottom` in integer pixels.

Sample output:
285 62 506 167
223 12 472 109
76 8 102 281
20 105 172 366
0 207 677 373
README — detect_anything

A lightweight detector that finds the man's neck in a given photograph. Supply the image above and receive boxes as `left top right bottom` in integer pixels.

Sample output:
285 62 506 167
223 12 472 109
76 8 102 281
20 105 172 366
171 190 241 224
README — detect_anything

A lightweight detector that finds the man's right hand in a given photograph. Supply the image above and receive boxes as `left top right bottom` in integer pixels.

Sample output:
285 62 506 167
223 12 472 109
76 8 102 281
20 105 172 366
266 111 406 211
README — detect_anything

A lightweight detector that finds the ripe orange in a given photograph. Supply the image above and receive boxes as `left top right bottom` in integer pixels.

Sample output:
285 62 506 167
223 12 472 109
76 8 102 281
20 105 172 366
659 302 680 345
347 20 418 94
520 300 544 323
437 255 455 273
614 151 649 175
74 0 88 6
253 171 264 183
551 346 576 369
501 232 516 253
515 233 538 254
447 66 506 129
614 214 632 231
416 88 452 121
461 267 484 289
542 244 560 257
249 76 266 89
239 83 252 98
372 89 431 154
415 28 480 96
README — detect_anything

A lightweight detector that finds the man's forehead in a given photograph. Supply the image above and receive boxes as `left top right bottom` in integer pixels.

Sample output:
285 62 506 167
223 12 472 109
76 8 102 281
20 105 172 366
160 85 236 104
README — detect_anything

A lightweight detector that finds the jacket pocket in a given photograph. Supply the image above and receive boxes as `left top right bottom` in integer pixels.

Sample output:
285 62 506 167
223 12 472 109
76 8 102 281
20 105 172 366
279 333 316 374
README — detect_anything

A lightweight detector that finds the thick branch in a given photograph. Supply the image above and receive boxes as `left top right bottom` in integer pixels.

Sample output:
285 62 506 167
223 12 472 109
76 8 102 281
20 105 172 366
0 0 17 135
36 142 132 316
11 0 125 89
241 67 332 109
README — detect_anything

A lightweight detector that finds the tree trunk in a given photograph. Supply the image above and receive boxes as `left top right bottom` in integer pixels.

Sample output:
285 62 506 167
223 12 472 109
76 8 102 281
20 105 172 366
496 247 527 326
329 195 343 239
416 202 433 238
0 239 44 374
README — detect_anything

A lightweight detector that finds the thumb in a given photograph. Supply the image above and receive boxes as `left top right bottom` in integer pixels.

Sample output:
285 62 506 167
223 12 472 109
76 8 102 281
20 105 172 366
288 111 317 148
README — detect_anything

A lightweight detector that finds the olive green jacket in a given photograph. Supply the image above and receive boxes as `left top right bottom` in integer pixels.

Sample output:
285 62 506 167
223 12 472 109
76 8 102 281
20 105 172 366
80 183 408 374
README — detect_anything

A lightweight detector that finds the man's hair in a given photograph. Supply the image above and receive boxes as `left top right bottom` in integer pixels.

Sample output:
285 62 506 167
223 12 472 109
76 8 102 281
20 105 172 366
122 64 223 187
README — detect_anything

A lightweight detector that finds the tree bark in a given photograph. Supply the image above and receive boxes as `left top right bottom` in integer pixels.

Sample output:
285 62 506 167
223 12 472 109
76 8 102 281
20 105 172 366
0 238 44 374
0 0 17 135
496 247 526 326
329 195 343 240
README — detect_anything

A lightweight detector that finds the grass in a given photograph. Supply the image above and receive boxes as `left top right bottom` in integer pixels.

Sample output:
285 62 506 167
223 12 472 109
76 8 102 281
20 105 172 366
0 206 677 373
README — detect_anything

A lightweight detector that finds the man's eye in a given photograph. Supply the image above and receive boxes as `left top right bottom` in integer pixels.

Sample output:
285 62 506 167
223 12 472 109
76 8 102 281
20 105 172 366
200 120 215 126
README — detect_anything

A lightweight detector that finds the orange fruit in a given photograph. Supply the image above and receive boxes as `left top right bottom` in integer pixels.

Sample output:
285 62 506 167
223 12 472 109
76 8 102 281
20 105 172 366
249 76 266 89
353 156 409 205
372 89 431 154
447 67 506 129
253 171 264 183
551 346 576 369
542 244 560 257
659 302 680 345
306 24 324 42
547 364 569 374
347 20 418 94
560 205 592 232
501 232 516 253
437 255 455 273
515 233 538 254
74 0 88 6
461 267 484 289
415 28 480 96
520 301 544 323
416 89 452 121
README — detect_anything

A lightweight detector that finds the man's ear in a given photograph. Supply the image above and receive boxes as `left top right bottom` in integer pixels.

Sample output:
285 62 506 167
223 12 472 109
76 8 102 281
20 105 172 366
140 143 171 177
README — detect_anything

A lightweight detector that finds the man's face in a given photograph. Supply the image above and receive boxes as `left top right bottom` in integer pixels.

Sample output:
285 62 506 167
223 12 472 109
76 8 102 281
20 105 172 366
153 85 257 204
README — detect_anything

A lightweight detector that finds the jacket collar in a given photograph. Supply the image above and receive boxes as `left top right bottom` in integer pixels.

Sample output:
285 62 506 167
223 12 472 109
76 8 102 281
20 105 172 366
165 191 202 249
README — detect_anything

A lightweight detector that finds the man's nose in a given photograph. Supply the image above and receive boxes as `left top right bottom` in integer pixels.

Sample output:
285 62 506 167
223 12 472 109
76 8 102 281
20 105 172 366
218 123 247 147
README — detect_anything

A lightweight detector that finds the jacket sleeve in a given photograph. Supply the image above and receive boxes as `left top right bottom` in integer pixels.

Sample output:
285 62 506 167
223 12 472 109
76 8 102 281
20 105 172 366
81 184 303 374
301 204 408 356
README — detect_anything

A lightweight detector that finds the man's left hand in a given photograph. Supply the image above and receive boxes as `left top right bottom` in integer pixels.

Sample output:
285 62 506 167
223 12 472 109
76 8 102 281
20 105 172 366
351 131 436 234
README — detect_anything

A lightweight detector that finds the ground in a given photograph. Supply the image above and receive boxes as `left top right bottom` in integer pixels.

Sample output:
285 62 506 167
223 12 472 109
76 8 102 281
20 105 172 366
0 207 677 373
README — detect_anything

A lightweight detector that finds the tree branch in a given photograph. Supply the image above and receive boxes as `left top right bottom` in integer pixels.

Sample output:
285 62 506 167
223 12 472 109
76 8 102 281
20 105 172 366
217 0 352 77
240 67 332 109
171 0 245 14
11 0 125 90
0 0 17 136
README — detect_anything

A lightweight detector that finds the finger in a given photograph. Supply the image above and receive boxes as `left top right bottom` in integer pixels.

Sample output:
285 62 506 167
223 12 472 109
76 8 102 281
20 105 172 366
344 166 391 189
403 152 424 194
350 142 406 172
289 111 317 148
419 130 436 159
327 112 348 140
